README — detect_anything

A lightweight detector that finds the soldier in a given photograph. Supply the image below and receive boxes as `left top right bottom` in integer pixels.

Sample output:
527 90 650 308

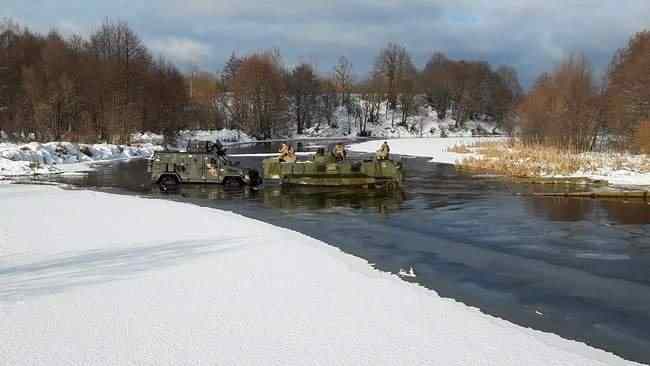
211 140 227 156
278 143 290 162
333 143 347 161
285 145 297 163
376 141 390 160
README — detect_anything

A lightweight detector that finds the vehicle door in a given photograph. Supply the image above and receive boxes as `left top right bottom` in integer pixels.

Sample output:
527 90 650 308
205 153 222 183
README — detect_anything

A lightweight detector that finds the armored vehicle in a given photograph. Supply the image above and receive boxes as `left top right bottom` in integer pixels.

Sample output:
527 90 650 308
262 149 403 189
149 140 261 191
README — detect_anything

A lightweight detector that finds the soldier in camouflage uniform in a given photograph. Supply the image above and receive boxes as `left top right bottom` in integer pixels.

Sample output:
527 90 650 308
333 143 347 161
376 141 390 160
285 145 297 163
278 143 290 162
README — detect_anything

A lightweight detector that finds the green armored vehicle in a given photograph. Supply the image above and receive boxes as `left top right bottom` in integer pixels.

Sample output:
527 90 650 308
262 147 403 189
149 140 261 191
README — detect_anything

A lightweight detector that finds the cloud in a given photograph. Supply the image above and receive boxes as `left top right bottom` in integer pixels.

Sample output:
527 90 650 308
3 0 650 86
148 37 212 65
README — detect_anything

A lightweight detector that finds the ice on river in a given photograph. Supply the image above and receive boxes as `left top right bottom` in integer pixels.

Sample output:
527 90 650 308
0 184 642 365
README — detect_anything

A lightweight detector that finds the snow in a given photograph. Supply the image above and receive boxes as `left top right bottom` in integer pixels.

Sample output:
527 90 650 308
0 184 641 365
295 104 501 139
177 128 256 148
0 142 160 178
349 137 504 164
568 153 650 187
131 131 164 145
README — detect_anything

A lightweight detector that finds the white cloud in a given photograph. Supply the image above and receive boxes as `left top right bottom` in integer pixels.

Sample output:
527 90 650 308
5 0 650 85
148 37 212 65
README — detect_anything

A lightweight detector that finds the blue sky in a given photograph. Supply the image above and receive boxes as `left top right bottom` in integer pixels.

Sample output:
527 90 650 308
4 0 650 87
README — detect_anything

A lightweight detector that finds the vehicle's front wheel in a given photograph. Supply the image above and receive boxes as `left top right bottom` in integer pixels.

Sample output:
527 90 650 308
158 175 180 192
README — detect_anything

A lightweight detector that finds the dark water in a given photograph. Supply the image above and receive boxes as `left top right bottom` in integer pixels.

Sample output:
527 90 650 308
44 140 650 364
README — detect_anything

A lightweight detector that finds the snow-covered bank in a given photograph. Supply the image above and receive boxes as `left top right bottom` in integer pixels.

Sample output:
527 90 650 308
177 128 256 147
349 137 504 164
457 141 650 188
294 105 501 139
350 138 650 187
0 184 640 365
0 142 160 178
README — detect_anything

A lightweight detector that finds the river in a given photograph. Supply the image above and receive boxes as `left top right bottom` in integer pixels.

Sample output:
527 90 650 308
41 139 650 364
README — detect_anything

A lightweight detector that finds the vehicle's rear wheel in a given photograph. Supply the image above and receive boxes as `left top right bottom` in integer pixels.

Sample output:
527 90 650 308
158 175 180 192
223 176 244 188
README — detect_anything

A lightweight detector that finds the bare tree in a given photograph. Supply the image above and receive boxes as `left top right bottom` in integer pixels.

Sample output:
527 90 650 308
374 43 415 114
231 51 288 139
519 53 599 151
288 63 320 134
334 56 353 108
606 30 650 149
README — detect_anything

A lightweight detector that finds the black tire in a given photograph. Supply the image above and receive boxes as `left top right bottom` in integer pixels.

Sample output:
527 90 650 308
158 175 180 192
248 169 262 187
223 176 244 188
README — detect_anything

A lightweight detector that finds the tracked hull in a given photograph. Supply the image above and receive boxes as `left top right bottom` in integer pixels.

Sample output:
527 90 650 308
263 158 403 188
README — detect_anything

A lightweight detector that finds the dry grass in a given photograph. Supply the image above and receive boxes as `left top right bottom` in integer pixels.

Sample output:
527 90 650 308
458 140 650 178
447 144 473 154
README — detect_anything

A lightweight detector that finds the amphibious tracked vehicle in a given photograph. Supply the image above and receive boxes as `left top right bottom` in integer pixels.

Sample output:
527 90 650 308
262 149 403 189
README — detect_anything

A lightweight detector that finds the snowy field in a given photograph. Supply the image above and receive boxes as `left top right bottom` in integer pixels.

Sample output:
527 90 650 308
0 184 640 365
349 137 504 164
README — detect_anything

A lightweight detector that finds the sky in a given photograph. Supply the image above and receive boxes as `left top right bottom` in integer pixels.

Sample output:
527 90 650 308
3 0 650 87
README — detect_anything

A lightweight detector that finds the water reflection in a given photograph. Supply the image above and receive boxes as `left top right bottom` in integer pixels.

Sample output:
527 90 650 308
261 186 404 213
151 183 405 214
525 196 596 222
524 196 650 224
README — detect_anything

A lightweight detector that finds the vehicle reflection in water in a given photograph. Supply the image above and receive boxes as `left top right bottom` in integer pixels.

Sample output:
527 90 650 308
151 182 405 214
261 185 405 213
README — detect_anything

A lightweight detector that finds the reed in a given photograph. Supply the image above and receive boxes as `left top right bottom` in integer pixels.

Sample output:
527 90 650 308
458 139 650 178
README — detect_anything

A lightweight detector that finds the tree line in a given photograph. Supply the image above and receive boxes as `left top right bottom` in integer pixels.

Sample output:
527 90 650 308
215 44 522 138
1 19 524 143
0 19 188 143
518 31 650 152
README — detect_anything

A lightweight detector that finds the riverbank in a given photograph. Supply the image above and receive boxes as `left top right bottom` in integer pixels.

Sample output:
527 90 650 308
0 141 160 178
0 184 641 365
458 141 650 188
349 138 650 188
